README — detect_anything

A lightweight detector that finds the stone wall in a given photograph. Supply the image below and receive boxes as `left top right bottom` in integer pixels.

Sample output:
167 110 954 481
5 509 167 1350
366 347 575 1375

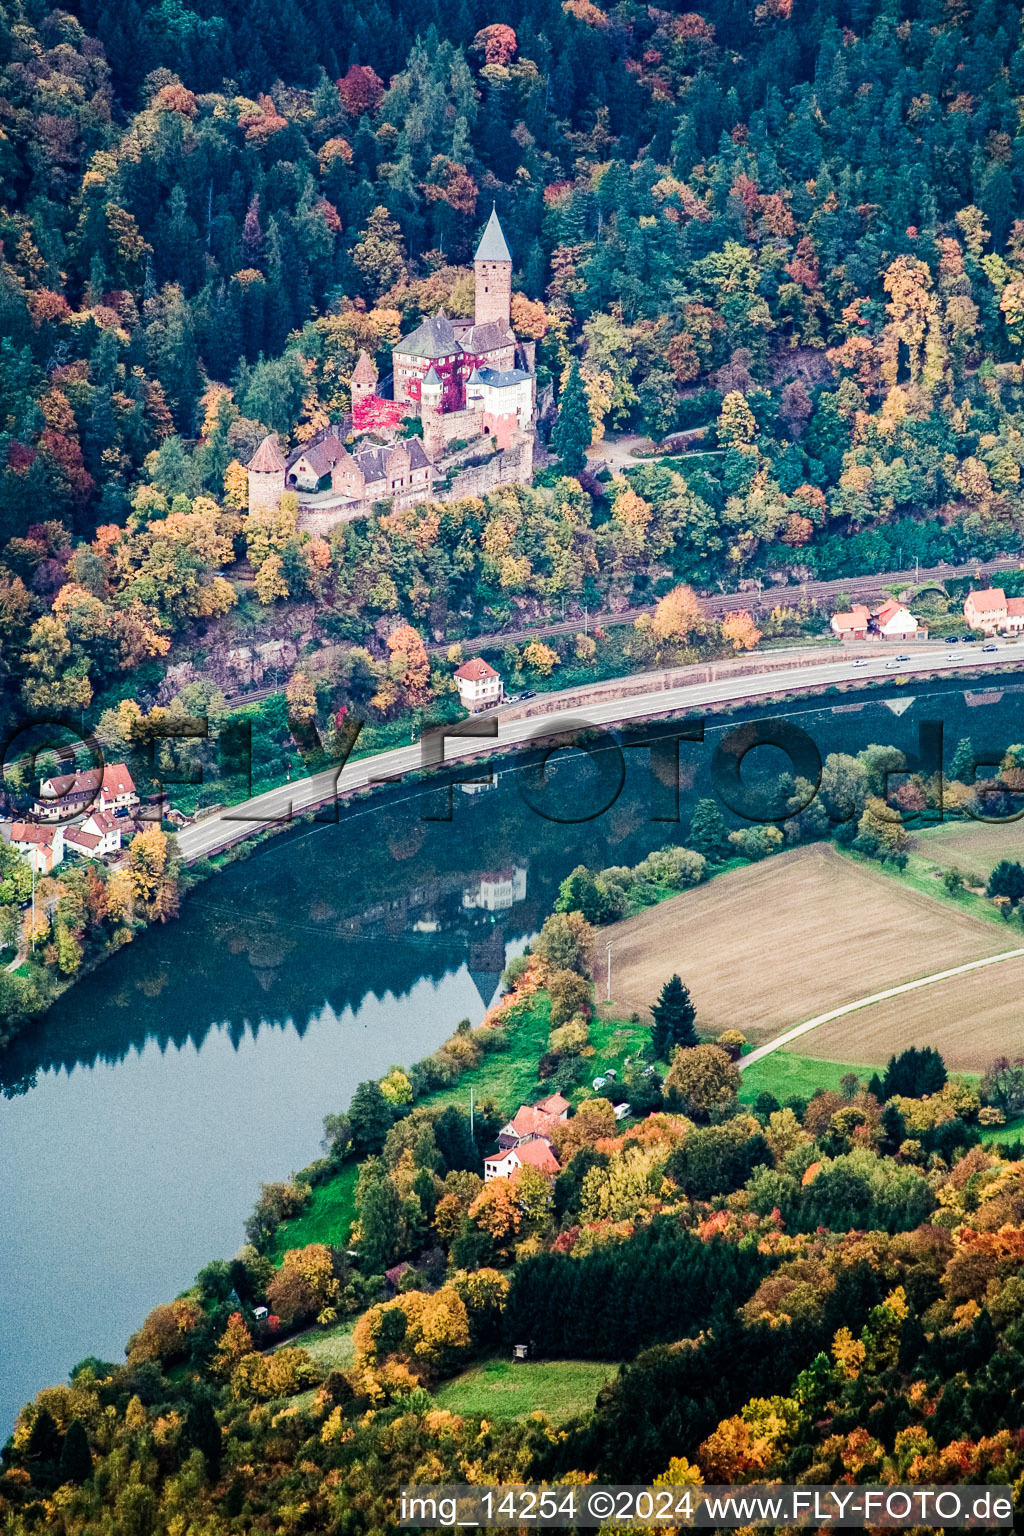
443 435 533 501
296 436 534 535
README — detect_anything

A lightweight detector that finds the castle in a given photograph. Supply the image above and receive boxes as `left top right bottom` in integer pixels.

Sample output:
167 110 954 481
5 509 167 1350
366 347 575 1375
247 207 536 527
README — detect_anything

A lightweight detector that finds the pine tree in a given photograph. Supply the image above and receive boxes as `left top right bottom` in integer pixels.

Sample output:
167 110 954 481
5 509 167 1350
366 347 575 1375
551 359 591 475
650 974 698 1060
57 1420 92 1486
949 737 975 784
689 798 727 860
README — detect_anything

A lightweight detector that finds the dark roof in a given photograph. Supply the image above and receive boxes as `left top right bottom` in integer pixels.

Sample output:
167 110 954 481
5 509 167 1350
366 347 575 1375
475 205 512 263
459 320 515 356
476 367 531 388
354 438 433 483
286 426 350 479
395 310 462 361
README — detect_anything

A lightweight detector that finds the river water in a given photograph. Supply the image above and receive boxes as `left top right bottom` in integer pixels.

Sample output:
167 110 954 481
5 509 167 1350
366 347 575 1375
2 682 1023 1432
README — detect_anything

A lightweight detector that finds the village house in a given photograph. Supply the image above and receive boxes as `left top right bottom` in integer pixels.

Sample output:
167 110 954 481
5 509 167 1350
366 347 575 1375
964 587 1024 634
5 821 64 874
454 657 503 712
829 599 923 642
873 598 919 640
34 763 138 821
830 604 871 641
495 1092 570 1151
484 1133 561 1182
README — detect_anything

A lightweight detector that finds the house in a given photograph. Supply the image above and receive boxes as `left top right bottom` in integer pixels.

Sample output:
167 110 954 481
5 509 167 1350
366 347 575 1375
484 1133 560 1182
35 763 138 821
64 827 102 859
462 866 527 912
873 598 920 640
613 1102 632 1121
830 604 871 641
455 657 503 712
82 808 123 855
496 1092 570 1150
64 808 122 860
7 821 64 873
964 587 1024 634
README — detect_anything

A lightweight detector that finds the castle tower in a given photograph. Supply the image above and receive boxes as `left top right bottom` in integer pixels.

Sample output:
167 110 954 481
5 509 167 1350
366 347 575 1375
247 433 286 513
351 349 378 410
474 205 512 329
420 365 445 460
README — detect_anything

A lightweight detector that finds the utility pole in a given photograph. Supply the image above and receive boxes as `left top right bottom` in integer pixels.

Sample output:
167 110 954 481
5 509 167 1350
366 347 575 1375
469 1087 474 1142
605 941 612 1003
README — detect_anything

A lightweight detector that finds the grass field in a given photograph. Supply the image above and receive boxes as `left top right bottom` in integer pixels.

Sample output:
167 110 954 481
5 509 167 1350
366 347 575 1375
599 843 1011 1069
283 1317 357 1370
738 1050 872 1106
268 1162 359 1262
910 819 1024 884
432 1357 616 1420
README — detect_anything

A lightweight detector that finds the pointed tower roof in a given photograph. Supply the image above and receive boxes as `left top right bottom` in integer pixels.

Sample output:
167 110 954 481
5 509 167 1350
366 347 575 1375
352 349 377 384
422 365 442 387
467 365 483 384
475 205 511 263
248 434 286 473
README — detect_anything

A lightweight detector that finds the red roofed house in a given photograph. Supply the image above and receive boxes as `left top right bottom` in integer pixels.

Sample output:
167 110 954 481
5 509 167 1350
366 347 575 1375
484 1134 560 1182
964 587 1024 634
7 821 64 874
873 598 920 640
830 604 870 641
64 827 103 859
454 657 503 712
497 1092 570 1150
79 808 122 856
35 763 137 821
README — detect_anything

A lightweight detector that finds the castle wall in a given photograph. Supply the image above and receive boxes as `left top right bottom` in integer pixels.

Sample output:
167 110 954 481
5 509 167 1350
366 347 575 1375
444 435 533 501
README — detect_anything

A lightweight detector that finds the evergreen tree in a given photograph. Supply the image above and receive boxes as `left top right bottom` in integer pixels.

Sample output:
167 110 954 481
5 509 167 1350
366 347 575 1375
551 360 591 476
650 974 698 1059
688 798 728 860
880 1047 947 1101
56 1419 91 1485
359 1175 403 1272
949 737 975 784
348 1080 394 1154
182 1398 220 1474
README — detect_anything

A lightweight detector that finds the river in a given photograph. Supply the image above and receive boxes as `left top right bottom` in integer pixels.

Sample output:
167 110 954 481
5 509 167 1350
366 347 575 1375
2 680 1024 1433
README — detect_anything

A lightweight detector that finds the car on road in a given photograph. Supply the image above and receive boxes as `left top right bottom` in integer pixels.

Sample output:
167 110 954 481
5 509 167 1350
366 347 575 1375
520 689 537 699
853 657 869 665
983 643 999 652
945 636 960 643
885 660 905 669
895 653 911 661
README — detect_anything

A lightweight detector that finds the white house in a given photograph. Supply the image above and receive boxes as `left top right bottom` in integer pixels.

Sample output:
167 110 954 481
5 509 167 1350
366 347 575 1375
7 821 64 874
462 866 527 912
65 808 122 860
80 808 123 856
483 1134 560 1182
873 599 920 639
454 657 503 712
830 604 871 641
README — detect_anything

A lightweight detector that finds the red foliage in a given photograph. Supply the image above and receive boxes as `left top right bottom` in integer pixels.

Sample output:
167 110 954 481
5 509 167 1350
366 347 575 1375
337 65 385 116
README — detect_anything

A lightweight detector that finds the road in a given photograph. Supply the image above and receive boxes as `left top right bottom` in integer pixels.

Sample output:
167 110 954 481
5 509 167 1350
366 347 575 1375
175 635 1024 863
739 947 1024 1072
